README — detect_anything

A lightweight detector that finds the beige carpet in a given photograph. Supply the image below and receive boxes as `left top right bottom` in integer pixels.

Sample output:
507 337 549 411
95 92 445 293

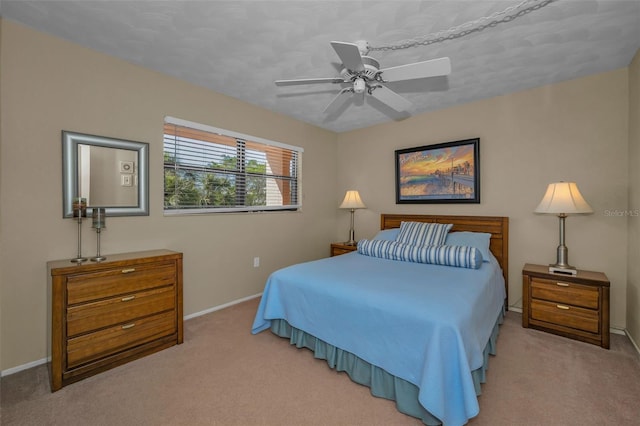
2 297 640 426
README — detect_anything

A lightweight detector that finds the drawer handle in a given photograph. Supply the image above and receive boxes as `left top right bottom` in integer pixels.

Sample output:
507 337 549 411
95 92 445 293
556 304 570 310
556 282 570 287
121 295 136 302
121 268 136 274
121 323 136 330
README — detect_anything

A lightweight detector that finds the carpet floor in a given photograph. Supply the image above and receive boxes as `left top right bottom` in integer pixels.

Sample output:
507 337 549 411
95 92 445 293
2 297 639 426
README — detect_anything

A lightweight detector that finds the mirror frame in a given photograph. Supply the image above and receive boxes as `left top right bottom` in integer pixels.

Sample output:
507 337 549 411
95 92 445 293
62 131 149 217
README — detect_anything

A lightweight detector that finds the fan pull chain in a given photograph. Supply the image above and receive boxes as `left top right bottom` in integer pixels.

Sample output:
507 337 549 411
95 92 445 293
369 0 556 52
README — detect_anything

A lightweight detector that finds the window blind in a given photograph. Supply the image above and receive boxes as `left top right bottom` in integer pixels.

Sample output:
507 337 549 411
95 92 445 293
163 117 302 214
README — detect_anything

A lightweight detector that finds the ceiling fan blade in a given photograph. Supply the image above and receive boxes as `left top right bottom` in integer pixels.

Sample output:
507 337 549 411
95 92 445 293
330 41 365 72
275 77 345 86
369 85 413 112
323 88 353 115
379 57 451 82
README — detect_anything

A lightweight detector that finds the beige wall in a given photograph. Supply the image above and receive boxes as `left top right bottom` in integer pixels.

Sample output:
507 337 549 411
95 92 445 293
628 48 640 349
336 68 630 328
0 20 338 371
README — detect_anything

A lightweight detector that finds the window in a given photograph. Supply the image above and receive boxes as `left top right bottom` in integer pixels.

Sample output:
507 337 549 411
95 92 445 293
163 117 302 214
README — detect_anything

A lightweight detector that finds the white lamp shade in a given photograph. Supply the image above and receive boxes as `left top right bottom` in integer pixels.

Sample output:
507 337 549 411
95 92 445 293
534 182 593 214
339 190 366 209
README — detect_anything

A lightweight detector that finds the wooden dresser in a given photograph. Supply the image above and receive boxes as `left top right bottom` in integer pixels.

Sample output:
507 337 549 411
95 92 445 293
48 249 183 391
522 263 609 349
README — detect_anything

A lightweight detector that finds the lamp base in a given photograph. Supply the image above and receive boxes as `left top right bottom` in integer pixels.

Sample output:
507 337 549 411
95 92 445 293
548 265 577 276
70 257 88 263
90 256 106 262
344 223 357 246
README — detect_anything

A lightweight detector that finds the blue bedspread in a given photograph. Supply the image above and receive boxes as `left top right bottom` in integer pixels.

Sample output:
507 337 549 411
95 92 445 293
251 251 505 426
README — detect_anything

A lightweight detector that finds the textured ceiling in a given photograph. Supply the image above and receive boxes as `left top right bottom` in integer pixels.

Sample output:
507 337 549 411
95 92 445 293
2 0 639 133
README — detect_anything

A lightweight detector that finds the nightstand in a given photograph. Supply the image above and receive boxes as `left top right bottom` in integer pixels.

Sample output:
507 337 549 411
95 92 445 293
330 242 357 257
522 263 610 349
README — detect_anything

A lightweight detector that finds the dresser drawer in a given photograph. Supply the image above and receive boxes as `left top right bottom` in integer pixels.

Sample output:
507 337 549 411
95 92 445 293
530 278 599 309
67 262 176 304
530 299 599 333
66 310 176 368
67 285 176 337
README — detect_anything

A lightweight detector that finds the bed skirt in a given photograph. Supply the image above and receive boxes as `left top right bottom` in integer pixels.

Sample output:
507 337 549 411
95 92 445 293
270 307 504 425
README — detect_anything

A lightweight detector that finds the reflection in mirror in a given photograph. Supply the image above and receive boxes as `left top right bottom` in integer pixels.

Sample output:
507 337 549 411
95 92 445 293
63 131 149 217
78 144 138 207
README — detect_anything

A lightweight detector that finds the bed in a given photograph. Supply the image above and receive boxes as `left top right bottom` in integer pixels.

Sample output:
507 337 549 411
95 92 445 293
251 214 509 426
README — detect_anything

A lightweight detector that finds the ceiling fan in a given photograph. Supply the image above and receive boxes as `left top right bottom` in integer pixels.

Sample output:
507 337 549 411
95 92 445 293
275 40 451 115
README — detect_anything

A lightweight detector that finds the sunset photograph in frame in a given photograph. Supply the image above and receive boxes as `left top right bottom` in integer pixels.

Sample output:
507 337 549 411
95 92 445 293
395 138 480 204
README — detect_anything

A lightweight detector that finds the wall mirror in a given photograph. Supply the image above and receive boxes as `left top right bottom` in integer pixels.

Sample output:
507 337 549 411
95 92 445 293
62 131 149 217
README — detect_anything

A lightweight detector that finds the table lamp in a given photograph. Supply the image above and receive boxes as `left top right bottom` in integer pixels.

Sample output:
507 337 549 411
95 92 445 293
534 182 593 275
339 190 366 246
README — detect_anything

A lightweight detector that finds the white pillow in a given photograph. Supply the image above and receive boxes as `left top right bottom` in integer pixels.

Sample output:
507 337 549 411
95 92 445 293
396 221 453 247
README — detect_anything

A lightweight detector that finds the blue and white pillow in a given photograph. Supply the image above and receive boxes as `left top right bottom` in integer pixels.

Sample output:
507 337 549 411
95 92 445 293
357 239 483 269
396 221 453 247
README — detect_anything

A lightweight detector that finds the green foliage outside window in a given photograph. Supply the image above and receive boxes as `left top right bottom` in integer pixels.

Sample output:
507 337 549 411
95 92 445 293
164 153 267 209
163 119 300 213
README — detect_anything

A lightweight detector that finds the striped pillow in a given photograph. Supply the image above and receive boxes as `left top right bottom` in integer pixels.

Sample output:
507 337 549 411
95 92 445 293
396 221 453 247
357 239 483 269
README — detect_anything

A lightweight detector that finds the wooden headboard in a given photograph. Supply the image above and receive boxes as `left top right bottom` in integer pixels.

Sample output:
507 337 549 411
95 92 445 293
381 214 509 300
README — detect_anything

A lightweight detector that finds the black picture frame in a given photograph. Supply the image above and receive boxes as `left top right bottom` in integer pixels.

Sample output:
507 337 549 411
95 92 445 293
395 138 480 204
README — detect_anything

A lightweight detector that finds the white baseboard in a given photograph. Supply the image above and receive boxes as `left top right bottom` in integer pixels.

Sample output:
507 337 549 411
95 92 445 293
183 292 262 320
1 293 264 378
1 357 49 377
611 327 626 336
626 330 640 355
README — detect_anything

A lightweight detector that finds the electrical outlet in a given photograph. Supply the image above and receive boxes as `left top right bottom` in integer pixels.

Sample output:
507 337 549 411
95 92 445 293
253 257 260 268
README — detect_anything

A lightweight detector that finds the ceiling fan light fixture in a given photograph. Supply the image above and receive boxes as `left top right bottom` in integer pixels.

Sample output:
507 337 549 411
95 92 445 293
275 40 451 116
353 78 366 94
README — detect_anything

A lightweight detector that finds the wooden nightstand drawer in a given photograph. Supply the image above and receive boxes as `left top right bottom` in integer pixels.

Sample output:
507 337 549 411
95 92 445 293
530 278 599 309
530 299 599 333
331 243 357 256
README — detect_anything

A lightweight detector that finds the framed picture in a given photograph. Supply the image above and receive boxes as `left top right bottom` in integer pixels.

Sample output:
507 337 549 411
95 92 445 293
395 138 480 204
